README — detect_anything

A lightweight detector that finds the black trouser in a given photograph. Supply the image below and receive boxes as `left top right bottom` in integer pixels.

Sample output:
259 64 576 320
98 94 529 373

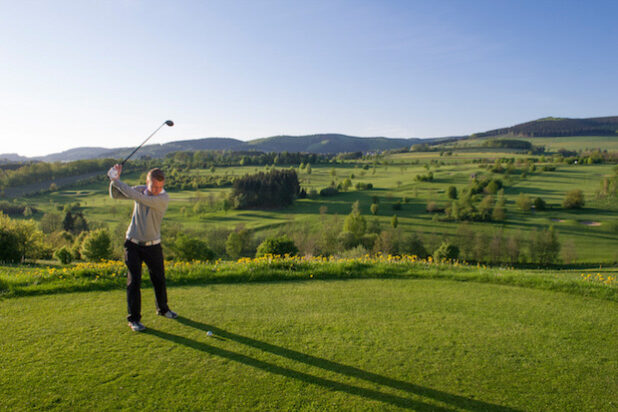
124 240 169 322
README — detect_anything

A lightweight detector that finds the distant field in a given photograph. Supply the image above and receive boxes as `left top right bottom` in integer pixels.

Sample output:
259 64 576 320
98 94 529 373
523 136 618 151
8 151 618 263
446 135 618 152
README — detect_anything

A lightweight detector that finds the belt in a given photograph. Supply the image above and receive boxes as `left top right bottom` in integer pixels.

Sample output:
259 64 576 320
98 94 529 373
128 238 161 246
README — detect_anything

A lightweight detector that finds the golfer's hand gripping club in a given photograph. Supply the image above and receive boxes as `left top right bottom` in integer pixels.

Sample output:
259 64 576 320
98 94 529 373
107 164 122 181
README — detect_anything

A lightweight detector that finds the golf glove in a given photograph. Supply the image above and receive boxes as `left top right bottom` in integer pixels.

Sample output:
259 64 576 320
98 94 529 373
107 166 119 180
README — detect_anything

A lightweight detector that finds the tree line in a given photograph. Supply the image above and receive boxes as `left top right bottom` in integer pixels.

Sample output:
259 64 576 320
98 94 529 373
162 150 336 169
0 158 113 190
473 116 618 138
230 169 300 209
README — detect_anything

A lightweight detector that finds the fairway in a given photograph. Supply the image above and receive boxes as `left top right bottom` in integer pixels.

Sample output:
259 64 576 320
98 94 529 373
1 279 616 411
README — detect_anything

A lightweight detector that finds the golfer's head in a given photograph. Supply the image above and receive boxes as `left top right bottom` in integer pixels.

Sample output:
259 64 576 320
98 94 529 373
146 168 165 195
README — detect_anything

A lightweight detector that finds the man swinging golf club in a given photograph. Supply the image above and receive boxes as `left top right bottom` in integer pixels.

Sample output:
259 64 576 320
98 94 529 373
107 121 177 331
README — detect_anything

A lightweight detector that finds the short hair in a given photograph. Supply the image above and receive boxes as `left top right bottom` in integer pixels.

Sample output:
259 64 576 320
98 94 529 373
147 168 165 182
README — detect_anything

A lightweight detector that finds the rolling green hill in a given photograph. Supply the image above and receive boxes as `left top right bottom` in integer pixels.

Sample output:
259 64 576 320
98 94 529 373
248 134 423 153
474 116 618 138
3 116 616 163
2 134 424 163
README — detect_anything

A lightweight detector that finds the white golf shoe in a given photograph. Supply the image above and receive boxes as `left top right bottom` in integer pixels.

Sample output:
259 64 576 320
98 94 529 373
158 310 178 319
128 321 146 332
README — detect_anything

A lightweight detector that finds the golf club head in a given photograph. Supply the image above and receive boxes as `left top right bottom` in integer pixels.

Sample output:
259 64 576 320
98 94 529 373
165 120 174 127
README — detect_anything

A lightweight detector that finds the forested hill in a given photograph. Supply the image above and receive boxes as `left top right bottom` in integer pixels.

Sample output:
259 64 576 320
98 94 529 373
248 134 423 153
475 116 618 138
3 115 617 163
1 134 427 162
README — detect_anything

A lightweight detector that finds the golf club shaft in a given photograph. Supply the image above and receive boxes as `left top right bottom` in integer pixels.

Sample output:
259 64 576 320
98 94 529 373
121 121 170 165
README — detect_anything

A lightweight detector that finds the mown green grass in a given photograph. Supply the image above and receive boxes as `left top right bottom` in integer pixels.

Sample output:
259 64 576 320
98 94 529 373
1 278 616 411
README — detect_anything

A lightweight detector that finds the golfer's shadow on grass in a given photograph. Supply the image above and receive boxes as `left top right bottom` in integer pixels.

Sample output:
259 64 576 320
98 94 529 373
145 316 519 412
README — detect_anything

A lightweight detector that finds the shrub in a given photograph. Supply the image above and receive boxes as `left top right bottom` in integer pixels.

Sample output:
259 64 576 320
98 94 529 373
316 221 341 257
40 212 63 234
173 234 216 261
447 186 458 199
81 229 113 261
426 201 444 213
337 245 369 259
343 202 366 239
485 179 502 194
63 211 74 232
337 231 357 250
433 242 459 262
0 213 44 261
71 232 88 260
492 191 506 221
319 187 339 197
256 235 298 257
516 193 532 212
367 219 381 234
54 246 73 264
478 195 494 221
415 172 434 182
355 182 373 190
563 189 585 209
373 230 399 255
0 228 21 263
400 233 428 258
370 203 379 215
534 197 546 211
72 213 89 234
360 233 378 250
225 232 243 259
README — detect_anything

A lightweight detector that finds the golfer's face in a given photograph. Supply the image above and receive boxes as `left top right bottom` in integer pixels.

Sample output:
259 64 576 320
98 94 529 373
147 178 165 196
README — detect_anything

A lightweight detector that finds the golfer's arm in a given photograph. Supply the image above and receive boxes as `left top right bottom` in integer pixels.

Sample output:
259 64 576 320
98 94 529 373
109 181 130 200
110 180 169 211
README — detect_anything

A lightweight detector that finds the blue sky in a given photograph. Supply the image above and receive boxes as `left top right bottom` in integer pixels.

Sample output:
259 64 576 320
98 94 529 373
1 0 617 157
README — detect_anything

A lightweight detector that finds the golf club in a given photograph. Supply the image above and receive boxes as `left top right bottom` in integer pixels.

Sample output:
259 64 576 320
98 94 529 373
121 120 174 165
